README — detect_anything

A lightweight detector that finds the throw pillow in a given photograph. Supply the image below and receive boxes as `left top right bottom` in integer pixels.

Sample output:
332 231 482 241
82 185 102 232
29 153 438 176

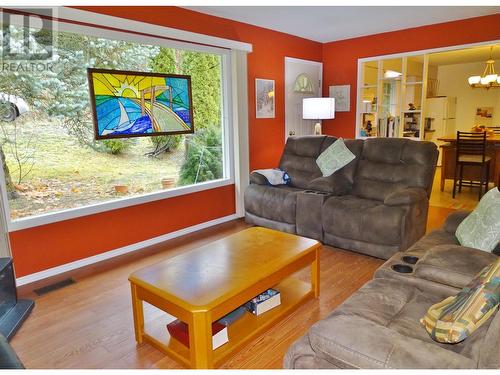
456 187 500 252
421 258 500 344
316 138 356 177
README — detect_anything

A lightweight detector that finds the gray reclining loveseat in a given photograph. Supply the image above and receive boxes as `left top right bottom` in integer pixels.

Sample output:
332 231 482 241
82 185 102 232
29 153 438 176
244 136 438 259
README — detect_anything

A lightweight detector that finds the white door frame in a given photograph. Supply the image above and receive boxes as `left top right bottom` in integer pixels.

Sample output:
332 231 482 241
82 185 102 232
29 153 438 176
284 57 323 140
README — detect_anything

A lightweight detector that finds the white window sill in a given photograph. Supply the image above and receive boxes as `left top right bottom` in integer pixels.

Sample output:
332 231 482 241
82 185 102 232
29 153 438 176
8 178 234 232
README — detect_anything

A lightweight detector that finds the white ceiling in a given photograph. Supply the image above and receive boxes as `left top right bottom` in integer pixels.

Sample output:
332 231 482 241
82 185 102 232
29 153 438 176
186 6 500 43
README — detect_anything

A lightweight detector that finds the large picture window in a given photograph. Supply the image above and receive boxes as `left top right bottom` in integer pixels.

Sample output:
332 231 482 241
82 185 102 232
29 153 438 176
0 13 232 228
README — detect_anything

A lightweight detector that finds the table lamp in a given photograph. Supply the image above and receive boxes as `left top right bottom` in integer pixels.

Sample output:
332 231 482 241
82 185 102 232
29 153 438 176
302 98 335 135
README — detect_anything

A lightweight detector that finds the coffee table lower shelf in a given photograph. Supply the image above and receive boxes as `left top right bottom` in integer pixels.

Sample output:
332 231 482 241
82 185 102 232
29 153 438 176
143 276 314 368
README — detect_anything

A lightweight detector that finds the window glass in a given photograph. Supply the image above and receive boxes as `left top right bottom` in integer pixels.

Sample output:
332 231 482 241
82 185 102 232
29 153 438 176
0 23 225 220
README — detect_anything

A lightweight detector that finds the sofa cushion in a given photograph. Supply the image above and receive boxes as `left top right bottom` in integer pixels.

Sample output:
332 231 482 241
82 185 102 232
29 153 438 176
305 278 480 368
415 244 498 289
306 174 351 195
384 187 428 206
279 136 326 189
283 334 337 369
322 195 405 246
403 229 460 259
352 138 438 202
244 184 301 224
306 138 363 194
444 210 472 234
479 307 500 368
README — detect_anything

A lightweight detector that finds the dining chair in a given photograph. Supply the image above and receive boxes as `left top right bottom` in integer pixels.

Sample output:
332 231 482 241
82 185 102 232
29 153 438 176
452 131 491 200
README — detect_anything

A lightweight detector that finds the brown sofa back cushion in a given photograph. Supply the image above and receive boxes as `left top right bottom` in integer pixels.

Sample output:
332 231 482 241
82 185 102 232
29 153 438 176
353 138 438 202
279 136 364 191
279 136 327 189
306 138 364 194
319 138 364 184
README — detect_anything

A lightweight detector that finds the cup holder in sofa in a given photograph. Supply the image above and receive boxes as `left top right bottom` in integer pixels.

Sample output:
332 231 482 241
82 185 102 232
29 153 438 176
402 255 419 265
391 264 413 273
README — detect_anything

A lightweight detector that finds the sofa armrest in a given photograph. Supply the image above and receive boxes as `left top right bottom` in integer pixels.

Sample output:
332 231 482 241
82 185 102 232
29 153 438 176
444 210 472 234
309 315 475 369
384 187 427 206
249 171 268 185
0 334 24 369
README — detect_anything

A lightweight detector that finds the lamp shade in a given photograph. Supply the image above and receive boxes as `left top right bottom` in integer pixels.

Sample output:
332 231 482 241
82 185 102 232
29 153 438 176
303 98 335 120
468 76 481 85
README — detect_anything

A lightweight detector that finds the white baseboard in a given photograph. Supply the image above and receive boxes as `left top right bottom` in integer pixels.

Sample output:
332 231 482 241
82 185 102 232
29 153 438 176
16 213 239 286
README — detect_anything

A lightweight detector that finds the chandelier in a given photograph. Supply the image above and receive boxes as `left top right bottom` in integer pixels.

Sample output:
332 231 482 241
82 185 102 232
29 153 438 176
468 46 500 89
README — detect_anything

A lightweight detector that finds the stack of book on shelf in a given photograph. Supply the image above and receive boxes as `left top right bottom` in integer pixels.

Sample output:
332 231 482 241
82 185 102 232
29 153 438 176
166 320 229 350
166 288 281 350
166 306 247 350
245 288 281 316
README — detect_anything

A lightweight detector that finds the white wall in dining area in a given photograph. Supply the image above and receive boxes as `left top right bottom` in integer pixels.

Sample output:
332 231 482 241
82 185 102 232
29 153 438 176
436 61 500 132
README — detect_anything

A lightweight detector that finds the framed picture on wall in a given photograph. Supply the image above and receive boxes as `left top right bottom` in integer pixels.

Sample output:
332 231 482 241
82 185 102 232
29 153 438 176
255 78 275 119
475 107 494 127
329 85 350 112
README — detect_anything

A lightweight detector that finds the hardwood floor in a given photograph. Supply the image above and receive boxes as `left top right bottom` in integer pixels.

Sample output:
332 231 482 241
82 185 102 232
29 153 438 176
426 205 455 233
11 203 454 369
429 166 481 211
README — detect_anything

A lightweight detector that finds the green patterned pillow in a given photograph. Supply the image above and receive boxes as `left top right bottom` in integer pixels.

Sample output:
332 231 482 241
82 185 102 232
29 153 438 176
456 187 500 252
316 138 355 177
421 258 500 344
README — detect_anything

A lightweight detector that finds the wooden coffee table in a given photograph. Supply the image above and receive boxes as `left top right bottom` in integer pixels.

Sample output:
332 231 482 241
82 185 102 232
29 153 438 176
129 227 320 369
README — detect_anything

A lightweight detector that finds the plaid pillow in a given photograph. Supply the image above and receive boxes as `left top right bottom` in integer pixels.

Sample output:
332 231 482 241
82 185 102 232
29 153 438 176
421 258 500 344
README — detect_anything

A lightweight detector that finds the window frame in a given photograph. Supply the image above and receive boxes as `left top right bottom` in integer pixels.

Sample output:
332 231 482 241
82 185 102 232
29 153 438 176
0 9 236 232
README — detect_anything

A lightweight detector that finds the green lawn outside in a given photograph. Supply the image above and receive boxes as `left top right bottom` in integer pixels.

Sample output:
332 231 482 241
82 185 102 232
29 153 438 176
2 114 184 219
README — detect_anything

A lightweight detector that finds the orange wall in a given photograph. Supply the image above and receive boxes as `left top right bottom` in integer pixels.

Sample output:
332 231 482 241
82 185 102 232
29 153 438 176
10 6 322 277
321 13 500 138
11 185 236 277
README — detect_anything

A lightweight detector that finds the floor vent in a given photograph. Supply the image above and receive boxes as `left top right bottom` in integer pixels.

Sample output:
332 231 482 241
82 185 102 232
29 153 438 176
34 278 76 296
